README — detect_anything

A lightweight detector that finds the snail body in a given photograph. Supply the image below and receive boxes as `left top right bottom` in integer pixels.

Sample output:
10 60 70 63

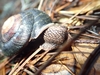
1 9 52 57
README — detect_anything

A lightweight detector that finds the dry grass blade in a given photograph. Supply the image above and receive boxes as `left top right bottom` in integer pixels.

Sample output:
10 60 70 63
38 0 44 10
9 63 18 75
9 59 25 75
64 3 91 25
12 47 42 75
24 69 35 75
27 64 37 72
58 61 75 75
0 55 16 70
30 50 49 64
0 67 5 75
55 3 70 13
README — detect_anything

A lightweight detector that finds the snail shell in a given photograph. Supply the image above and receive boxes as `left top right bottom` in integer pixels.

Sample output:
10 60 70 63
1 9 52 57
41 25 68 50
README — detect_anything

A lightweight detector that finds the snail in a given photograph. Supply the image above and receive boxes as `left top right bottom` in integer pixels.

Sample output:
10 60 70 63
1 8 52 57
0 8 68 59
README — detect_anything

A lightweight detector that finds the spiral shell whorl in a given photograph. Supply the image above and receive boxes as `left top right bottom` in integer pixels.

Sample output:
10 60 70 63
1 14 21 43
41 25 68 50
2 11 34 57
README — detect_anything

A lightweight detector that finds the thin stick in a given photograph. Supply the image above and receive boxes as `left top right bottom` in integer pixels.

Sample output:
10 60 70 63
28 64 36 72
55 3 70 13
9 63 18 75
68 3 91 22
58 61 75 75
49 0 59 16
35 51 91 58
9 59 25 75
12 47 42 75
24 69 35 75
0 55 16 69
63 3 91 26
70 31 100 40
31 50 49 64
38 0 44 10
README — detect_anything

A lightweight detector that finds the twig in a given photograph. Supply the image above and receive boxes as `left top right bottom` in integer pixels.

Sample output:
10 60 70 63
30 50 49 64
55 3 70 13
35 51 91 57
87 30 99 36
12 47 42 75
38 0 44 10
24 69 35 75
59 11 100 20
9 59 25 75
9 63 18 75
69 3 91 21
0 54 16 69
58 61 75 75
75 39 100 44
27 64 37 72
70 31 100 40
49 0 59 16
